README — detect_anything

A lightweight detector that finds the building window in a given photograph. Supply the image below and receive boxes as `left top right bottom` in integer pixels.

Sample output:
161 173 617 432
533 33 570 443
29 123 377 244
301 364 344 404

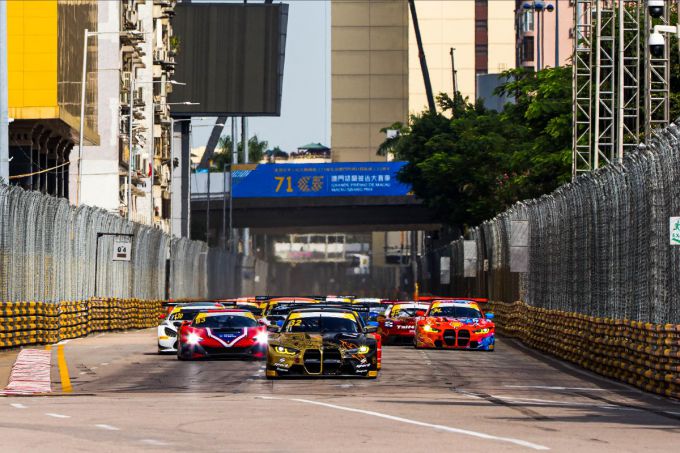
475 19 488 31
475 44 488 56
521 37 535 62
522 10 534 32
476 69 488 75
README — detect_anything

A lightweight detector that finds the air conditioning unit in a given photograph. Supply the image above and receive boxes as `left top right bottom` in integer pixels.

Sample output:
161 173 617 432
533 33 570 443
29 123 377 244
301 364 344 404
125 9 138 27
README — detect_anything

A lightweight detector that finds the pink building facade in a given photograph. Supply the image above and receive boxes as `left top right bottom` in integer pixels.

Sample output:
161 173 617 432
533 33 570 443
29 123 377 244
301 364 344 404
515 0 574 70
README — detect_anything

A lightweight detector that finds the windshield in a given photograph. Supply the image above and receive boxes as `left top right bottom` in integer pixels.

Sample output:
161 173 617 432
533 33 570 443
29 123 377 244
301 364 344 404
391 308 419 318
240 306 264 316
429 306 483 319
268 303 315 316
193 315 258 329
284 316 360 333
168 309 204 321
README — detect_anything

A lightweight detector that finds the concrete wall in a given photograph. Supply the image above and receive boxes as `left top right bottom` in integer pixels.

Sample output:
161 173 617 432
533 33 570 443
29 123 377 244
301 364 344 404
331 0 409 163
81 0 120 213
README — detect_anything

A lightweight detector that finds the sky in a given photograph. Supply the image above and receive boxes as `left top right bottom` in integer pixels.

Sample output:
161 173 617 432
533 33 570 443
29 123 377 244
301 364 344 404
191 0 331 153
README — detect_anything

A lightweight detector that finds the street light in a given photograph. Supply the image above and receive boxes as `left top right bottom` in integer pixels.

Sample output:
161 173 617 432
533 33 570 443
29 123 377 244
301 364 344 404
522 2 554 70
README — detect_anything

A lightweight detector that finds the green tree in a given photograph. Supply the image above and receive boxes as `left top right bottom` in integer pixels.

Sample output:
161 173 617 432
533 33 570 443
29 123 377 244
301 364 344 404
212 135 269 171
380 66 572 228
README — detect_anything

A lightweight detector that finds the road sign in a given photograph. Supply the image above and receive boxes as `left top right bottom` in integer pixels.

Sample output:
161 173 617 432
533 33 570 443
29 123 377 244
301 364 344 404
112 238 132 261
670 217 680 245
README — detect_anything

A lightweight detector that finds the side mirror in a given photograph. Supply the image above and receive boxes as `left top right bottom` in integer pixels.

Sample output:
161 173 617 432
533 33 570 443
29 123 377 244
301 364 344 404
485 313 495 320
415 310 426 317
267 325 280 333
364 326 378 333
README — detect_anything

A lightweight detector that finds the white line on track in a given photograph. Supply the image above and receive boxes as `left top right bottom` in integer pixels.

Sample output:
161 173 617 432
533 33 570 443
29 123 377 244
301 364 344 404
45 413 70 419
256 396 550 450
140 439 170 446
503 385 610 391
95 424 120 431
10 403 27 409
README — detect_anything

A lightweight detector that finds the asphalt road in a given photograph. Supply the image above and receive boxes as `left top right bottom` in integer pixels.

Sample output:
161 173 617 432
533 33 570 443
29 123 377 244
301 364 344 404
0 329 678 452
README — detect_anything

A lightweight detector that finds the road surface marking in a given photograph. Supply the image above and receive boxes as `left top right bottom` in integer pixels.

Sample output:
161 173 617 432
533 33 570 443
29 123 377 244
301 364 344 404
257 396 549 450
95 424 120 431
57 345 72 393
140 439 170 446
45 413 70 419
504 385 610 391
100 363 109 366
10 403 27 409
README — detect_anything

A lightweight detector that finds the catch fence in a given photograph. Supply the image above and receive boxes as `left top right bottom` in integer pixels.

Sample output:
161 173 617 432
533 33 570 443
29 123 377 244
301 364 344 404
0 184 269 302
422 120 680 325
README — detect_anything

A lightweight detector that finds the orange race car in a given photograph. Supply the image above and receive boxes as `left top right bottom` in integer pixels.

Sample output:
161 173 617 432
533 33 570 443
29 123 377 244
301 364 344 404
414 299 495 351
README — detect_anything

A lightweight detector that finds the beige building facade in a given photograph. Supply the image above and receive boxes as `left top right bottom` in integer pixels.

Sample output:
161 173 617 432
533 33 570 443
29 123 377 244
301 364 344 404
408 0 515 113
330 0 409 163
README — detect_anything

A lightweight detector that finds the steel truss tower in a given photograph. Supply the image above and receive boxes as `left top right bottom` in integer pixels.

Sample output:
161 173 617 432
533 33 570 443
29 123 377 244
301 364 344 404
644 2 671 139
572 1 669 179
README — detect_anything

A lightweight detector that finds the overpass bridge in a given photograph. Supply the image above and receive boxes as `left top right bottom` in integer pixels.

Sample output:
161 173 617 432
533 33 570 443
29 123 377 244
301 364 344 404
190 162 440 240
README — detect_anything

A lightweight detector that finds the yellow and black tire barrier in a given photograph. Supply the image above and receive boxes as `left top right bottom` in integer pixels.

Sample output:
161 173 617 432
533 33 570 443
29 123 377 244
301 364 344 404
488 301 680 399
0 298 164 349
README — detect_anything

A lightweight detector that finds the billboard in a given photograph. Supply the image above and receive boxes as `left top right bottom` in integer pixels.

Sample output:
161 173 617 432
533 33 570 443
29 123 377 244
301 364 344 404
232 162 412 198
170 3 289 116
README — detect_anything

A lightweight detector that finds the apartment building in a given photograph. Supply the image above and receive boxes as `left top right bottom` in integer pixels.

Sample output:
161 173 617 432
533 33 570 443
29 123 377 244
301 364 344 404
7 0 98 199
515 0 573 70
408 0 516 112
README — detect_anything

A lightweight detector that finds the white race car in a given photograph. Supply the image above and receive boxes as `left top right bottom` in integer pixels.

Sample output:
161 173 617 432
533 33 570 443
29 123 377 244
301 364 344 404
157 302 224 353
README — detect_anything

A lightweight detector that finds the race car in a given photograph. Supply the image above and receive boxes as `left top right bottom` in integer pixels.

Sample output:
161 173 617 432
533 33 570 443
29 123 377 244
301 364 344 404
262 297 319 326
414 300 495 350
266 308 379 379
378 301 430 345
177 309 268 360
157 302 226 353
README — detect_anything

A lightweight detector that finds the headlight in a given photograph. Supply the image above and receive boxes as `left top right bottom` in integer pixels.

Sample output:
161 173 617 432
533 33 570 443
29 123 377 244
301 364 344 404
357 345 370 354
474 328 490 334
274 345 298 355
422 325 440 333
384 320 394 328
164 327 177 337
254 331 268 344
186 333 202 345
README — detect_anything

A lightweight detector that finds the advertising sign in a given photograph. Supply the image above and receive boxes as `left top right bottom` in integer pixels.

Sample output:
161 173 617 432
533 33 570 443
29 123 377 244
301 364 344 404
232 162 411 198
671 217 680 245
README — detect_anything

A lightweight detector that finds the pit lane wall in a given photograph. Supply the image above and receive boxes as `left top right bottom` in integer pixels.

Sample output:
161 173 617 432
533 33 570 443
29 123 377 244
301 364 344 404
488 301 680 399
417 119 680 397
0 299 162 348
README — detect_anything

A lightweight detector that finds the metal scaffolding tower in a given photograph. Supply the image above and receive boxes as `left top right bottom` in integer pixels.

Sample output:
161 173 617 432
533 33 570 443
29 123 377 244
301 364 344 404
618 1 642 159
593 0 617 170
644 2 671 139
572 1 670 179
573 0 595 177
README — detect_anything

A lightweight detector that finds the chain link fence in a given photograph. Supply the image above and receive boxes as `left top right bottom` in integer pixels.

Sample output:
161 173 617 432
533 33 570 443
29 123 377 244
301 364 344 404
0 184 267 302
422 120 680 324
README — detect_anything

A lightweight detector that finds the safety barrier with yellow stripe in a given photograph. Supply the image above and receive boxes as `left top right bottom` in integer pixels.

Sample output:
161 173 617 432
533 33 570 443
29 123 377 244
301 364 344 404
0 299 163 348
488 301 680 399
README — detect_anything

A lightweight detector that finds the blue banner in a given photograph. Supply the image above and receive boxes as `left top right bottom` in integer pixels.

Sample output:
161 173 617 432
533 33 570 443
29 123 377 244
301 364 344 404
232 162 411 198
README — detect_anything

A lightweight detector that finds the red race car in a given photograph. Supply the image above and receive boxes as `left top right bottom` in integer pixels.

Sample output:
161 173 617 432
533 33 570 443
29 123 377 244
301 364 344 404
177 309 268 360
378 302 430 345
414 300 495 351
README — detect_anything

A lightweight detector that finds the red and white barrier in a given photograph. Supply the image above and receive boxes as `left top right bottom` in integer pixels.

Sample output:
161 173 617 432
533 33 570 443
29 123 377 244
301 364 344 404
1 349 52 395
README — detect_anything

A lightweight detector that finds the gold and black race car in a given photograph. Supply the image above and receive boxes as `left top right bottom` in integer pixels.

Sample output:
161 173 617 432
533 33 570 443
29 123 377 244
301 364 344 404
266 308 379 379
